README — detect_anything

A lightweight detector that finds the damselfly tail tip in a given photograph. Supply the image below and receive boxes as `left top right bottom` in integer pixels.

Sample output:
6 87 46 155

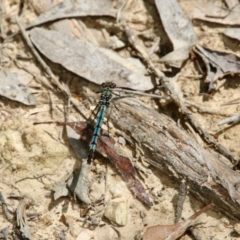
87 150 94 164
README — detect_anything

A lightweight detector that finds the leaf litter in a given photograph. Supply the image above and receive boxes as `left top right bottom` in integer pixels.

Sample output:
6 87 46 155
2 0 240 239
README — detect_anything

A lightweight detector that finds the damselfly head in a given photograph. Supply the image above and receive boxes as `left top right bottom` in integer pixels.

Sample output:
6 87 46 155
102 82 116 88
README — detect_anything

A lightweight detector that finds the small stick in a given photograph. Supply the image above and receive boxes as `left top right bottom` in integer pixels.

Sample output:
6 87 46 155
113 88 167 99
0 192 12 221
185 100 230 116
175 179 187 223
221 97 240 106
218 115 240 126
111 226 122 240
104 163 109 205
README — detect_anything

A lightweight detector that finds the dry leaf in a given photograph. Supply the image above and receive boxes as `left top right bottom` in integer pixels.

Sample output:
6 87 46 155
143 204 213 240
0 70 36 105
155 0 197 67
191 2 240 25
224 28 240 41
193 45 240 91
30 28 154 91
27 0 115 29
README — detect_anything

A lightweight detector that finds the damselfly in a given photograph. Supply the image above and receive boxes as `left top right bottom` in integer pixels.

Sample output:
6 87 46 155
88 82 116 164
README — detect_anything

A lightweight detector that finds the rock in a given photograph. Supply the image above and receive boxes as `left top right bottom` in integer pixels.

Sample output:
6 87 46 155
109 183 123 198
104 200 128 226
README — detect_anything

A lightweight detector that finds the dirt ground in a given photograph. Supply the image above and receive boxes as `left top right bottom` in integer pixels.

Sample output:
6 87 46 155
1 0 240 239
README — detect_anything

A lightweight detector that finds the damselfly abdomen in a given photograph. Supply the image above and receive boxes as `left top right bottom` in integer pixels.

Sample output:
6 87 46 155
88 82 116 164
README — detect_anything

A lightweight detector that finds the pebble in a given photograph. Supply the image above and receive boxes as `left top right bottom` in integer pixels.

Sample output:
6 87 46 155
104 200 128 226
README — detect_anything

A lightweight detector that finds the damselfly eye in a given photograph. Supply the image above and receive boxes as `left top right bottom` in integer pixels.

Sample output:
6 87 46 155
111 83 116 88
102 83 106 87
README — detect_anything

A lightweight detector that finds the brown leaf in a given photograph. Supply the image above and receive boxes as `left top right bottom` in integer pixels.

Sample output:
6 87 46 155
143 203 213 240
58 122 153 206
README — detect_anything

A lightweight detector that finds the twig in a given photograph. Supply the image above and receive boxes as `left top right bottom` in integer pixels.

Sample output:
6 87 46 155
175 179 187 223
185 100 230 116
148 37 160 56
221 97 240 106
104 163 109 205
111 226 122 240
113 88 167 99
218 115 240 126
0 192 12 221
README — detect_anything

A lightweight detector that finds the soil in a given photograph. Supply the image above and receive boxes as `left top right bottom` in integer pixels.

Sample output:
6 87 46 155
1 0 240 239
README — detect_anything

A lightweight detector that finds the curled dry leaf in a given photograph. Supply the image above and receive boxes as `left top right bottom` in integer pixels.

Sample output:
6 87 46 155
143 204 213 240
193 45 240 91
16 198 33 240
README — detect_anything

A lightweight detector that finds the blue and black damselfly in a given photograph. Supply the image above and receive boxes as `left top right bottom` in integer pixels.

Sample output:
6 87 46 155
87 82 116 164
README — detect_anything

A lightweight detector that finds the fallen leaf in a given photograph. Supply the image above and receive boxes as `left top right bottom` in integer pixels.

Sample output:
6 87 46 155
223 28 240 41
193 45 240 91
190 2 240 25
155 0 197 67
27 0 115 29
30 28 154 91
0 70 36 105
143 203 213 240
